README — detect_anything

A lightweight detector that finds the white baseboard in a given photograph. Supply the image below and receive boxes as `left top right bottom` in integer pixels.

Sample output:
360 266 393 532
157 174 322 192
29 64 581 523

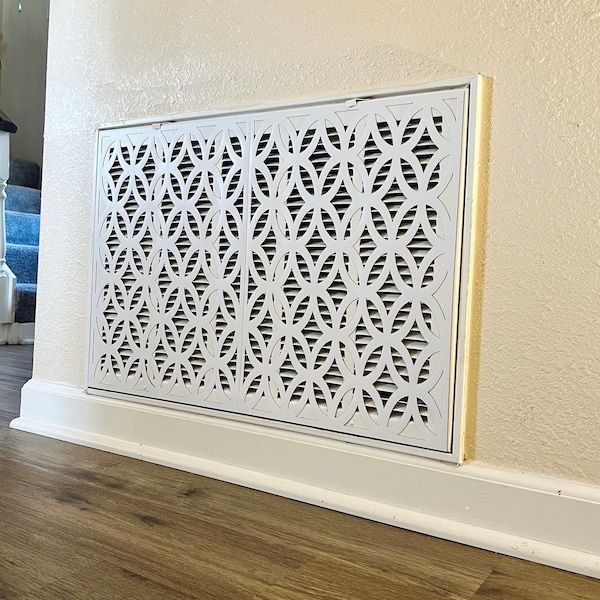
12 378 600 578
0 321 34 344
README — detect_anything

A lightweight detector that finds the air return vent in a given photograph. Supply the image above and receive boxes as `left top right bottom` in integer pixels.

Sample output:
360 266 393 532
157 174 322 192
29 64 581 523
87 80 477 459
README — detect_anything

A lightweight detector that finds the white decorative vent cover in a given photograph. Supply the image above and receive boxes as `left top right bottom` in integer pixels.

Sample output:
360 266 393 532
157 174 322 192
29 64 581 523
88 79 478 459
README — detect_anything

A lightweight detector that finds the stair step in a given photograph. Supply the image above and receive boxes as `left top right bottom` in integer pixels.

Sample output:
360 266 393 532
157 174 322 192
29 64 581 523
6 184 41 215
9 159 41 189
16 283 36 323
6 243 38 284
6 210 40 246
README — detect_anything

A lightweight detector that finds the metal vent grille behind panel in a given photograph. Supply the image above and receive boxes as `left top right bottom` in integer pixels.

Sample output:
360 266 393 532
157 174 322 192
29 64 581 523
88 84 473 457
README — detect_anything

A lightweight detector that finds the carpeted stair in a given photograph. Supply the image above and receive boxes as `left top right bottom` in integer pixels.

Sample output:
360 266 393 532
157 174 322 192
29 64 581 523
9 159 41 189
5 159 41 323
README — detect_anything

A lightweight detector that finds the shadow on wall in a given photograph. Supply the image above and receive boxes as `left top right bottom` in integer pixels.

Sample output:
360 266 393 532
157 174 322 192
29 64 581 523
0 0 49 165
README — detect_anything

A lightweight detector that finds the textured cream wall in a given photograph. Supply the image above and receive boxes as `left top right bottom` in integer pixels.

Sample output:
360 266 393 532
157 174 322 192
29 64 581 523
0 0 49 164
35 1 600 484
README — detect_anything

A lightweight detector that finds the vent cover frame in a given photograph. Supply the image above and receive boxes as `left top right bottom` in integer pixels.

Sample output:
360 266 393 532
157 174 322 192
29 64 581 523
86 76 480 463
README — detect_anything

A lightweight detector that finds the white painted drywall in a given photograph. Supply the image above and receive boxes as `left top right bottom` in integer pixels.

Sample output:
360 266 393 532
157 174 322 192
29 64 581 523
34 1 600 485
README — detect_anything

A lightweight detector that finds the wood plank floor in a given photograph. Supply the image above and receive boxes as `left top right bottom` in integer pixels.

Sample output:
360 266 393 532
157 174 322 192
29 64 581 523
0 344 33 429
1 345 599 598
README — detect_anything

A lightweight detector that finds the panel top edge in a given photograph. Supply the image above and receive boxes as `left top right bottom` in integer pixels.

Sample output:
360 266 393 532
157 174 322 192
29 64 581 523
97 75 480 133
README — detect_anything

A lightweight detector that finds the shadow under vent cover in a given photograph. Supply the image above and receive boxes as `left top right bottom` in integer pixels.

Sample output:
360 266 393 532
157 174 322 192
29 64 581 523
88 83 475 458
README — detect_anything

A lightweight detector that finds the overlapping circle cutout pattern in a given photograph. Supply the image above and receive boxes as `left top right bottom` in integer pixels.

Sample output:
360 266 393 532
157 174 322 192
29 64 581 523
91 97 460 447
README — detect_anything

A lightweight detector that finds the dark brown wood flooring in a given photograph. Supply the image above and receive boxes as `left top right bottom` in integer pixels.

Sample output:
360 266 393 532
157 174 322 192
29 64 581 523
0 344 599 598
0 344 33 429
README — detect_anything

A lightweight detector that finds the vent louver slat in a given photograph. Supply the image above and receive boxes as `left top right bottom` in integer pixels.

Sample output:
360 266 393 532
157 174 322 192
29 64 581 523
89 85 472 456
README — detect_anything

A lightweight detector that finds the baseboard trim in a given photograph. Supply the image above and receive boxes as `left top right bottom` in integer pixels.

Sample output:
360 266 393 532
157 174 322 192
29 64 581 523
0 321 34 344
13 378 600 578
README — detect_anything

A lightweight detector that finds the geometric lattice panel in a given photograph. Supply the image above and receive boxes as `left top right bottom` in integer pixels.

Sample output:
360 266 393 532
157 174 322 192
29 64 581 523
88 85 472 455
90 118 247 410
